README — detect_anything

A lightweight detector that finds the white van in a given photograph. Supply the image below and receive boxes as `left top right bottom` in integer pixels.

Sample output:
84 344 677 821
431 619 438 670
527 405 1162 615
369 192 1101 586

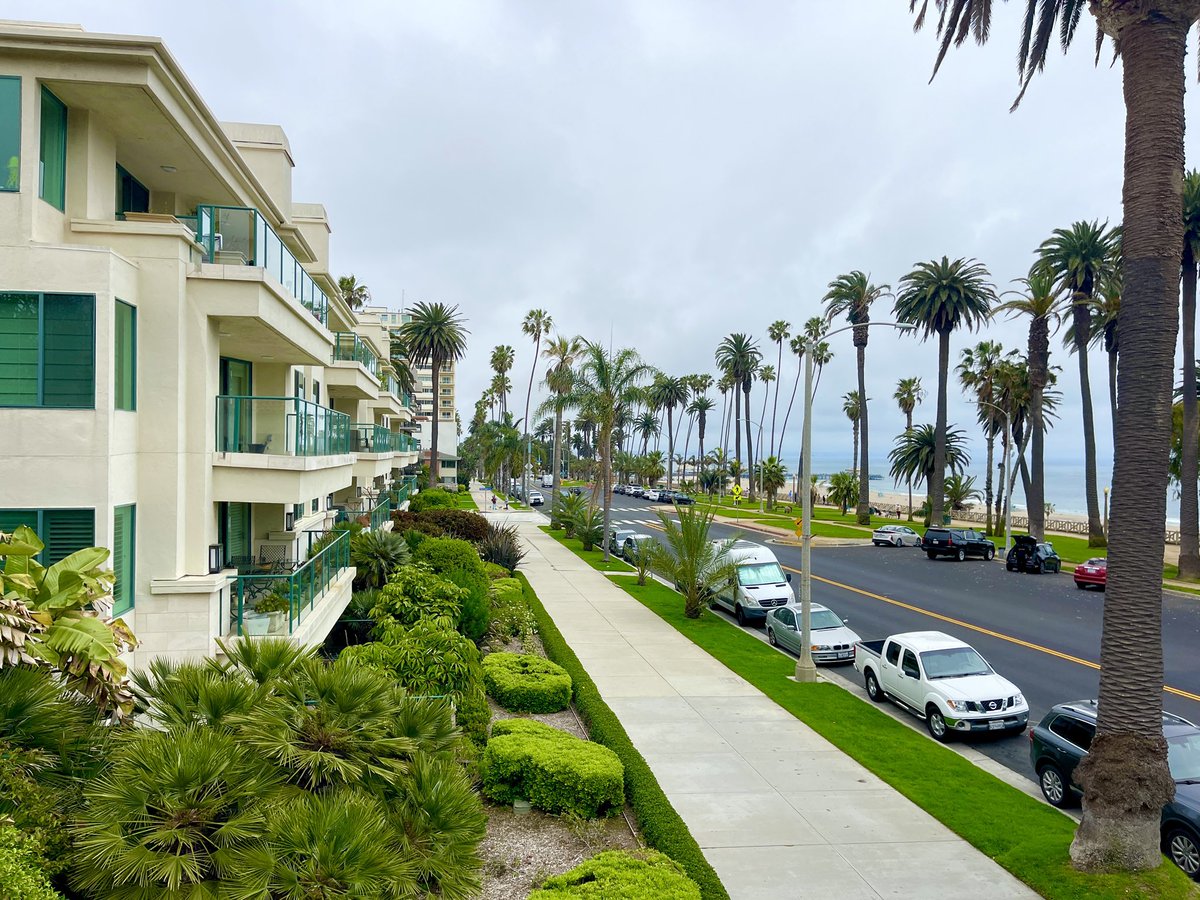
541 474 555 488
711 540 793 627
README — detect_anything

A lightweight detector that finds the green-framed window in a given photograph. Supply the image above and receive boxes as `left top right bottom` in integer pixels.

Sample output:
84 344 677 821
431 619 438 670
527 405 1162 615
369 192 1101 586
0 508 94 564
0 292 95 408
0 76 19 192
39 86 66 210
115 164 148 218
112 504 135 616
114 300 136 410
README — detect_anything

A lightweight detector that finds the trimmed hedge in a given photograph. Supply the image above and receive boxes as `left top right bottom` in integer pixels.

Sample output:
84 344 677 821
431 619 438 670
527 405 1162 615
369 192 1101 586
418 508 489 542
529 849 700 899
483 561 512 580
409 488 457 513
481 719 623 818
483 653 571 713
515 573 729 900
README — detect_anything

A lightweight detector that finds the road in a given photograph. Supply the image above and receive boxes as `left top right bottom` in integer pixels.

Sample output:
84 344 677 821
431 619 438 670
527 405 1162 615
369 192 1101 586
599 492 1200 785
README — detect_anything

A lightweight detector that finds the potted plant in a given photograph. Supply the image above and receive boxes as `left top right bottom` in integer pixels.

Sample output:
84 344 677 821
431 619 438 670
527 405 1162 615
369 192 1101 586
254 590 291 634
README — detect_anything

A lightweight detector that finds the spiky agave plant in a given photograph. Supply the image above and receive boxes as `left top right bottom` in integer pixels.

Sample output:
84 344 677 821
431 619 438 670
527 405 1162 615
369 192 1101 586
350 529 411 591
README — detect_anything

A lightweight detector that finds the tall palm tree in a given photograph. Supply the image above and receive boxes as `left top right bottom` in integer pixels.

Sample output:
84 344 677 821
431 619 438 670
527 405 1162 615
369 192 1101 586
887 423 971 521
778 334 806 459
1180 170 1200 578
690 395 716 480
893 377 925 520
714 334 762 491
489 373 511 419
996 264 1060 540
842 391 862 478
650 375 690 490
825 271 892 525
400 302 468 488
560 344 649 559
337 275 370 310
756 364 775 481
717 372 734 460
520 310 552 499
681 374 713 475
489 345 515 417
957 340 1006 534
537 334 583 502
894 257 995 526
767 320 791 456
1038 221 1119 548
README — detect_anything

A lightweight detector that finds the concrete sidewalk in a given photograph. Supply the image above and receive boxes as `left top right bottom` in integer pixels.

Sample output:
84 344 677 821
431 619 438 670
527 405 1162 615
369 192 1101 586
514 521 1038 900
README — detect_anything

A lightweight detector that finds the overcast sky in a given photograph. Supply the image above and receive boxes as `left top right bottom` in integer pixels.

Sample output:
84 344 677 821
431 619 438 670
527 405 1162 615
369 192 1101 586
18 1 1200 505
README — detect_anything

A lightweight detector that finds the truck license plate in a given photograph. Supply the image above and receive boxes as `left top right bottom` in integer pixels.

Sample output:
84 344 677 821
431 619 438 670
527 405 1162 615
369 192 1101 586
988 721 1004 731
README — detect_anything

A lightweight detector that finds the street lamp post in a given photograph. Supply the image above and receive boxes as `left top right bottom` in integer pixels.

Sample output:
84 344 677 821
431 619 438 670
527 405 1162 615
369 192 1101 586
795 321 914 684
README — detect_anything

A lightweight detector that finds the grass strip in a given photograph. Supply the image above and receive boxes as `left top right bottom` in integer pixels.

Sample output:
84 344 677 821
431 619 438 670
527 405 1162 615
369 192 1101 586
537 526 634 572
596 576 1197 900
454 492 479 510
514 571 730 900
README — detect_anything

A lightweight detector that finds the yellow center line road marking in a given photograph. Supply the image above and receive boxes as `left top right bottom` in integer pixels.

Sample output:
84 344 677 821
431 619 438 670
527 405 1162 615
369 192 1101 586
781 564 1200 705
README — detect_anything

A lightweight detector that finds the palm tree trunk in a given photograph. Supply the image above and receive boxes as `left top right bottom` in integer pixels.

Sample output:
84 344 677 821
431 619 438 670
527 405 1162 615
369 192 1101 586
905 410 914 520
682 415 694 483
666 407 675 490
984 431 994 535
851 420 858 479
1070 14 1183 872
733 388 742 471
930 330 950 526
698 413 706 478
856 343 870 525
1072 299 1106 546
600 425 614 561
771 340 782 456
994 436 1005 533
551 405 564 502
523 336 540 501
1181 243 1200 578
429 358 441 488
743 381 755 499
779 359 801 458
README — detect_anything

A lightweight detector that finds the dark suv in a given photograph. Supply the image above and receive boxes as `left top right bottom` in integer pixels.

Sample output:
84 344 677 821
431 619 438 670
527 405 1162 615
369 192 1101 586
1005 534 1062 574
921 527 996 561
1029 699 1200 880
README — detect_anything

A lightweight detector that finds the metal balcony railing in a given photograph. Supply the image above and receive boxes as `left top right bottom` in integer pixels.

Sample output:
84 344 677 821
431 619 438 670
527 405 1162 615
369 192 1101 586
232 531 349 637
332 332 379 377
215 396 351 456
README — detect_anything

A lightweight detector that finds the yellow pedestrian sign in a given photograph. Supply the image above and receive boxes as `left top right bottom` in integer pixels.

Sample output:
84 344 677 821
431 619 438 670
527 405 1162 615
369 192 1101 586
731 484 742 506
794 517 804 539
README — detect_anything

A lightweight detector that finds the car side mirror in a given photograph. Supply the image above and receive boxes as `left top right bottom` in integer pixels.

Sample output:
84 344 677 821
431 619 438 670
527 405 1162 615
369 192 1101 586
786 573 792 583
842 617 849 625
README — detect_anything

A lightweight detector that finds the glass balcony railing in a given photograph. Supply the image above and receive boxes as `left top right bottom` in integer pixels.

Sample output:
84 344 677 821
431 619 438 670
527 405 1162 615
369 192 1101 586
333 333 379 377
232 531 350 636
193 205 330 326
351 423 396 454
370 497 392 531
216 396 351 456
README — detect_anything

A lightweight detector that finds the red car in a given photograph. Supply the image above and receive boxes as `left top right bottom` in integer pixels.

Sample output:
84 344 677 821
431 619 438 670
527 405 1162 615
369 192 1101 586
1073 558 1107 590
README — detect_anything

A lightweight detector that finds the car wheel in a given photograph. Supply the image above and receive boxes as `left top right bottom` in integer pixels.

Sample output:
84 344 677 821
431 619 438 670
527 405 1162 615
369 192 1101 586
926 706 951 742
735 605 747 627
767 627 777 646
865 671 884 703
985 547 995 561
894 536 904 547
1038 763 1074 808
927 551 938 560
1075 580 1086 590
955 548 966 562
1166 826 1200 879
873 541 882 547
1034 560 1044 574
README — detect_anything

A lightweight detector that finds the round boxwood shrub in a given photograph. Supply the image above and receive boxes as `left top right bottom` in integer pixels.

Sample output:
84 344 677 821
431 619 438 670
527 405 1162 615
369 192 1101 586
483 653 571 713
529 849 700 900
481 719 623 818
409 488 456 513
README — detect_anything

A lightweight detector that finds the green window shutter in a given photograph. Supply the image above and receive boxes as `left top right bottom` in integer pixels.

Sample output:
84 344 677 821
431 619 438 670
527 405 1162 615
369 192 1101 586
42 509 94 564
39 86 66 210
0 510 38 536
0 292 39 405
42 294 94 408
226 502 250 564
112 505 135 616
114 300 136 411
0 76 19 192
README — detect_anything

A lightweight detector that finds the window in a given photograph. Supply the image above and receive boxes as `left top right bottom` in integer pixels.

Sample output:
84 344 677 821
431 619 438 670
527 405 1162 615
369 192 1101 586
112 505 135 616
901 649 920 679
115 164 149 217
0 508 94 564
1049 716 1095 752
776 608 795 629
0 292 95 408
0 76 18 191
114 300 136 410
39 86 66 210
311 497 319 514
293 369 305 400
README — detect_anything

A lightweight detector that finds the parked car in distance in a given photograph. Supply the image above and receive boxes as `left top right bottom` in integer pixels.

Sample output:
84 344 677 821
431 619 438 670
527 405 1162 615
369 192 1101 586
644 487 665 502
671 491 695 505
872 524 920 547
1028 699 1200 879
1005 535 1061 573
710 540 792 627
620 533 656 562
922 527 996 561
766 603 860 664
608 528 637 555
854 631 1028 741
627 485 645 498
528 490 545 506
611 483 625 495
1073 557 1107 590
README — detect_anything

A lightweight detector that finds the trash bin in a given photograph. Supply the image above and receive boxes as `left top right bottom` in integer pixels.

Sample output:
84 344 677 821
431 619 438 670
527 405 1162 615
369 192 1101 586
942 514 952 525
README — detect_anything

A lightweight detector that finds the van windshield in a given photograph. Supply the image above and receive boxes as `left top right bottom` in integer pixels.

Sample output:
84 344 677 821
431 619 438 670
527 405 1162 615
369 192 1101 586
920 647 992 679
737 562 786 586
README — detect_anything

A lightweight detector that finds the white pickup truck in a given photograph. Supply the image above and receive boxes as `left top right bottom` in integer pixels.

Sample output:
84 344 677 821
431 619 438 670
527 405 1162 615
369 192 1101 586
853 631 1029 741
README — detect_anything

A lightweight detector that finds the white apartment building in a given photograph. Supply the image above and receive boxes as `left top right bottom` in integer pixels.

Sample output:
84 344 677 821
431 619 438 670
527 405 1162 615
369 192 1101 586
0 21 420 665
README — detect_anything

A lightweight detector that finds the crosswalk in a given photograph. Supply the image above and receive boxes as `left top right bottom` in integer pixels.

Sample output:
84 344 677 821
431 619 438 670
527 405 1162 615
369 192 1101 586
608 518 658 527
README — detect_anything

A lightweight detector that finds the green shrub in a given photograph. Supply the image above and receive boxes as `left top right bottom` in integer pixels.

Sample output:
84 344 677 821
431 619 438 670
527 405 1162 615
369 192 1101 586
516 574 728 900
488 578 531 641
483 561 511 580
371 563 466 627
478 521 527 570
0 826 62 900
350 529 411 590
529 849 700 900
483 653 571 713
391 510 445 539
410 488 456 513
481 719 623 817
574 505 605 552
417 508 489 543
414 538 490 642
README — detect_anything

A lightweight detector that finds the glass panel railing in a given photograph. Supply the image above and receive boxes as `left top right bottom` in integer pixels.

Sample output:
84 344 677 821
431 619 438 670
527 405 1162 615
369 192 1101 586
194 204 330 326
215 396 351 456
370 497 391 531
232 530 350 636
350 423 395 454
332 333 379 376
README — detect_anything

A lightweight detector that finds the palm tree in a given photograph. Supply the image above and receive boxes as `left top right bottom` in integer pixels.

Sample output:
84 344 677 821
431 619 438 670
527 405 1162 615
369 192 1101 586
520 310 552 499
1180 170 1200 578
887 423 971 521
489 345 515 416
689 395 716 479
633 411 659 457
943 473 982 511
1038 221 1119 548
827 471 859 515
649 375 690 490
560 344 649 560
778 334 806 459
996 264 1060 540
842 391 862 478
717 372 735 459
893 377 925 520
681 374 712 474
757 456 787 509
489 373 511 419
652 506 739 618
894 257 995 527
755 365 775 477
957 340 1006 534
715 334 762 497
337 275 370 310
399 302 469 488
767 320 791 455
825 271 891 525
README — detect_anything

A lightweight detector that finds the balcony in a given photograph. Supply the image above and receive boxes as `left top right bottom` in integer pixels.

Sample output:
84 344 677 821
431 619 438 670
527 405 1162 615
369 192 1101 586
333 333 379 375
231 531 352 639
369 497 392 531
190 205 330 326
350 423 396 455
327 332 381 400
212 396 354 503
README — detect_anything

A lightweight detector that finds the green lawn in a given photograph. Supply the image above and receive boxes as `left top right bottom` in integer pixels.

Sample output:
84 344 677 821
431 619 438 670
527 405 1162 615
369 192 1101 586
539 526 634 573
453 491 478 510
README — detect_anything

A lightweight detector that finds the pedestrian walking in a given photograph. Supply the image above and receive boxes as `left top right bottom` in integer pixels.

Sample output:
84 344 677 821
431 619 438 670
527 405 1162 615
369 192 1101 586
491 495 497 511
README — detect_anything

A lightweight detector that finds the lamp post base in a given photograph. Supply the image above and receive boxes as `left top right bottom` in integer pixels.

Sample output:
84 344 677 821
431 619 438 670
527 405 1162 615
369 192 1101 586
793 657 819 683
